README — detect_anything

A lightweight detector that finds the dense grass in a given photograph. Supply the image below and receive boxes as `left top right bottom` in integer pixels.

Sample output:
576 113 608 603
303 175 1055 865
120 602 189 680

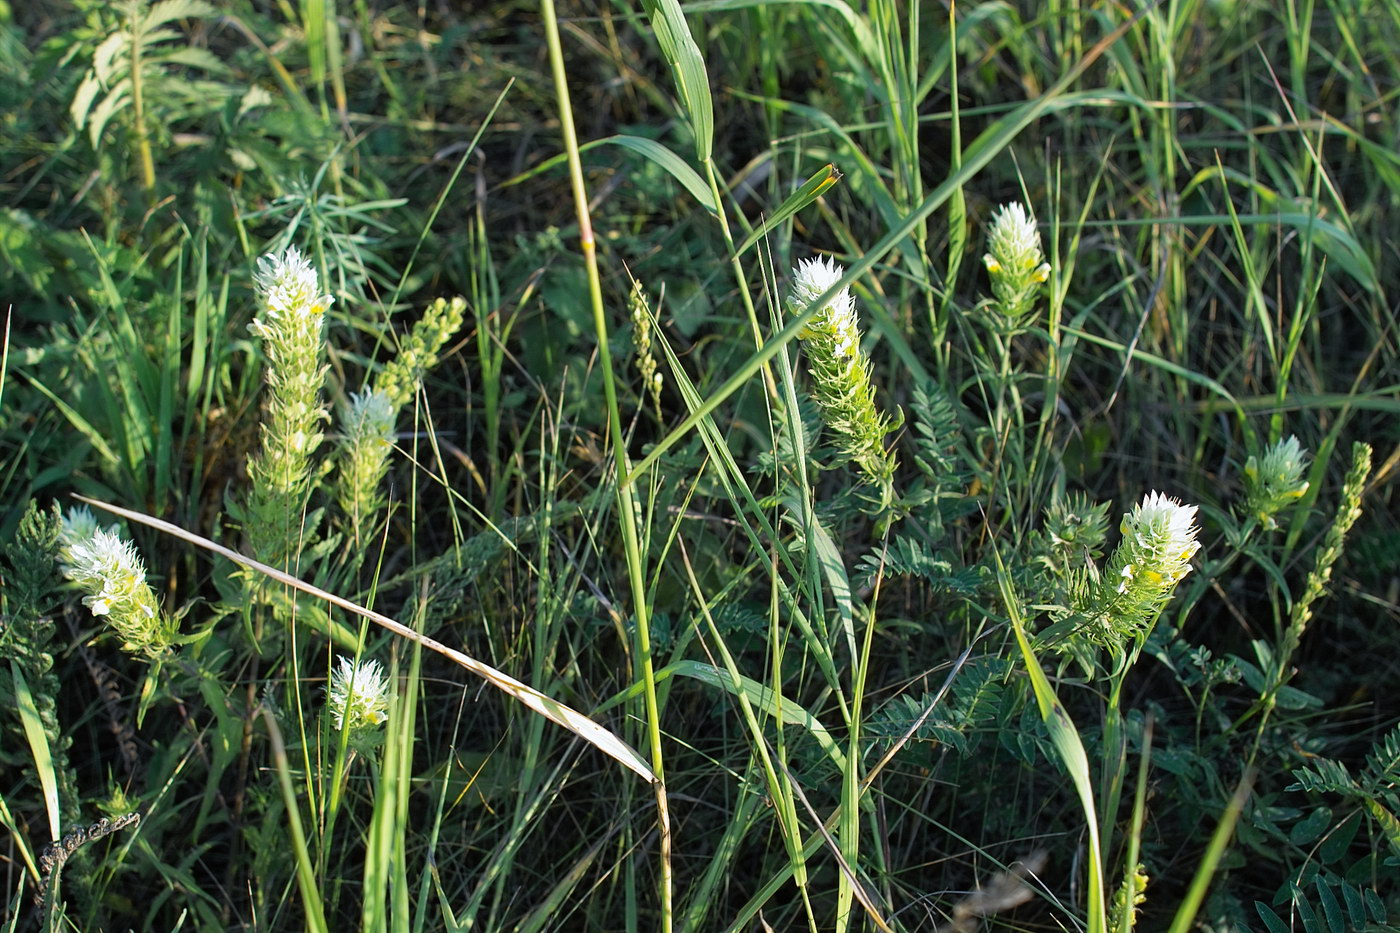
2 0 1398 931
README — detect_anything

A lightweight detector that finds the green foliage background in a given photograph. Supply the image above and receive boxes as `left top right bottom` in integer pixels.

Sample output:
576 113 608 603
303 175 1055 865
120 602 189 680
1 0 1397 930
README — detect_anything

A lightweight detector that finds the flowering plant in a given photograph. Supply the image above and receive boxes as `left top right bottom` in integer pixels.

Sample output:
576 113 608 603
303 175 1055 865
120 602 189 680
326 655 390 733
60 507 175 656
789 257 896 493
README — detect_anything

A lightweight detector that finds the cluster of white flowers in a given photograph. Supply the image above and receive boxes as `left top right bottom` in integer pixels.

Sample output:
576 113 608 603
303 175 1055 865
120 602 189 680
982 202 1051 330
1075 491 1201 646
245 246 334 564
1244 435 1310 528
326 655 390 732
253 246 334 331
337 388 397 542
1112 492 1202 594
59 506 174 656
790 257 896 490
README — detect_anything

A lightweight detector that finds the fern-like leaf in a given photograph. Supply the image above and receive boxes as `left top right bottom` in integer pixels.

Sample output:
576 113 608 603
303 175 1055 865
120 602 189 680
908 379 969 491
1288 758 1358 797
1253 877 1393 933
1363 721 1400 792
855 533 985 596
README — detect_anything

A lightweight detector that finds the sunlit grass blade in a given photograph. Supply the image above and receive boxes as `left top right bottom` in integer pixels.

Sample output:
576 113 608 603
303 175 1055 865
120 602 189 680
261 706 330 933
10 663 61 842
734 162 842 256
993 550 1105 933
75 495 658 784
1165 769 1255 933
639 0 714 163
506 135 717 214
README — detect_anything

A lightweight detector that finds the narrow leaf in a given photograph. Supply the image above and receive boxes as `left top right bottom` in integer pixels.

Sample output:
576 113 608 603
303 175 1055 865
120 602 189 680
12 663 62 840
735 163 843 257
639 0 714 162
76 496 658 785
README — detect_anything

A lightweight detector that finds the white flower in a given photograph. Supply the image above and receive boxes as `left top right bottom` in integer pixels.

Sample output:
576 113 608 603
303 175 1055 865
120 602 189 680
981 202 1051 330
253 246 333 322
790 257 855 331
1121 491 1202 580
1244 435 1310 528
63 529 149 615
60 525 172 654
1077 491 1203 647
983 203 1047 278
788 256 896 489
245 240 334 564
344 389 396 448
326 656 390 731
59 506 103 553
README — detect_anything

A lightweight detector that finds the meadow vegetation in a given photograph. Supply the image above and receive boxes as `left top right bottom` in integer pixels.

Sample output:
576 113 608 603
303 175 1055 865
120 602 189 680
1 0 1398 930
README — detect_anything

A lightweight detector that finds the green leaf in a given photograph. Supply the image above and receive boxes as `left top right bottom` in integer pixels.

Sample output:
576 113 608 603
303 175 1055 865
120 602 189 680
1341 880 1368 928
1255 901 1291 933
69 70 103 130
1291 882 1321 933
1363 887 1386 923
140 0 216 31
639 0 713 163
650 660 847 772
1362 798 1400 855
505 135 717 213
593 135 715 212
86 76 133 148
11 662 62 842
1319 810 1360 865
1275 685 1324 709
734 163 842 257
685 0 878 66
799 499 857 662
154 46 229 73
1314 878 1343 933
993 553 1105 933
1290 807 1332 846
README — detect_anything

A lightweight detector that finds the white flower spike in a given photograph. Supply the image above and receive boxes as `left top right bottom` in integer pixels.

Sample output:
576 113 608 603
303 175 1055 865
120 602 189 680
789 257 896 492
1082 491 1202 646
327 655 390 732
60 517 174 655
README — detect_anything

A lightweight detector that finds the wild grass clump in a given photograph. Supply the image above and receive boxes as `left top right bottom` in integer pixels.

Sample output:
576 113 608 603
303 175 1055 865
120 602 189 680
1 1 1396 931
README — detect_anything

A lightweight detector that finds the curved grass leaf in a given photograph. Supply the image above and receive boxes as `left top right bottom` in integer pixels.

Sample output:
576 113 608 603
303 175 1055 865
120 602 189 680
640 0 714 163
74 495 658 785
734 162 843 257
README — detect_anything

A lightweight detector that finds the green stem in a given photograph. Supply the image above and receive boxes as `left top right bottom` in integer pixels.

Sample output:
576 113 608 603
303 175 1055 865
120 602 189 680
262 707 330 933
1100 654 1130 855
538 3 671 929
128 8 155 191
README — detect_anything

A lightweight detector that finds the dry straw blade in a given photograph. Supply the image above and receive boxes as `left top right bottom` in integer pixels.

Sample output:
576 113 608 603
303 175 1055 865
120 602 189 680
74 495 657 785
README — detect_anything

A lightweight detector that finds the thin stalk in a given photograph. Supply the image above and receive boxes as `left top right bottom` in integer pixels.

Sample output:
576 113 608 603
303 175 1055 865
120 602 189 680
127 6 155 191
538 3 671 929
262 707 330 933
1116 716 1153 933
836 536 888 933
